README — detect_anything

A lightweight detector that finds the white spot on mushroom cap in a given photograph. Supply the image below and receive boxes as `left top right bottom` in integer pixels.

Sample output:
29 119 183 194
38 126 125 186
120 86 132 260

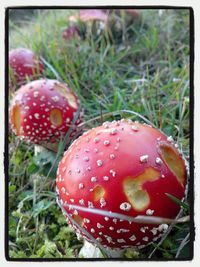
104 140 110 146
83 156 89 162
120 202 132 211
78 183 84 189
158 224 168 232
110 128 117 135
61 187 66 193
88 201 94 208
131 125 139 131
94 137 100 143
100 198 106 207
155 157 163 165
106 236 113 243
33 91 39 97
140 226 148 233
83 218 90 223
91 177 97 182
150 228 158 235
142 236 149 242
140 155 149 163
129 234 136 241
97 223 104 229
103 176 109 181
79 199 85 205
109 154 115 159
97 160 103 167
34 113 40 119
146 209 154 216
167 136 174 143
117 239 126 243
51 96 60 102
110 169 116 177
117 229 130 233
113 218 117 224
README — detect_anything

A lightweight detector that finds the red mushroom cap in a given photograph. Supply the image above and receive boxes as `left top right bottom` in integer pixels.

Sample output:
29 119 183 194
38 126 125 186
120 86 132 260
9 79 83 145
123 9 140 18
56 119 187 250
79 9 108 22
62 26 80 40
9 48 44 85
70 9 108 23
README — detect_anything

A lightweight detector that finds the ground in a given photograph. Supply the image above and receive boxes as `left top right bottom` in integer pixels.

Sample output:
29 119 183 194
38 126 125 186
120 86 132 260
8 8 191 259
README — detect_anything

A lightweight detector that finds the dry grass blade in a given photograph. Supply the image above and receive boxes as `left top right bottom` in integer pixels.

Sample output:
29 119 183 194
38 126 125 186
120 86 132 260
78 109 157 128
63 203 189 225
175 233 190 258
148 208 184 258
56 198 112 258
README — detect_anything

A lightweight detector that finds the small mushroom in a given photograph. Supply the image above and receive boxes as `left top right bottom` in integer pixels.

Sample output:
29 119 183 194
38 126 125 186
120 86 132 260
62 26 80 40
57 119 187 250
9 79 83 147
9 48 44 86
121 9 140 18
79 9 108 22
70 9 108 23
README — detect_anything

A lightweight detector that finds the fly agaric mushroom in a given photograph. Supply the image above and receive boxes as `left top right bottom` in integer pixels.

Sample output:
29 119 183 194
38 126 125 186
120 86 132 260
62 26 80 40
9 48 44 86
70 9 108 23
121 9 140 18
9 79 83 148
56 119 187 252
79 9 108 22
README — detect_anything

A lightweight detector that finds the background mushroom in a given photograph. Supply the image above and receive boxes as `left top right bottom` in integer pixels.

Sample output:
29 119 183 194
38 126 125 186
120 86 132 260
69 9 108 23
8 9 191 259
61 26 80 40
9 79 83 151
9 48 45 89
56 119 187 255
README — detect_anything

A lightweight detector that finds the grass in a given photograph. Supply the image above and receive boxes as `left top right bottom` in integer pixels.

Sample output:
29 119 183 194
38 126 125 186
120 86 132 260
8 8 191 259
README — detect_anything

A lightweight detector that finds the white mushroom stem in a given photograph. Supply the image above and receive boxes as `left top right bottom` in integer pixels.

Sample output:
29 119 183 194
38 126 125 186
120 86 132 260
34 143 59 155
34 144 46 156
79 240 124 258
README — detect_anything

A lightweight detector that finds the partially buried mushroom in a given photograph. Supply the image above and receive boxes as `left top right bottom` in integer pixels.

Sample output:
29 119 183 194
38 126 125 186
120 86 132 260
56 119 187 251
9 79 83 147
9 48 44 86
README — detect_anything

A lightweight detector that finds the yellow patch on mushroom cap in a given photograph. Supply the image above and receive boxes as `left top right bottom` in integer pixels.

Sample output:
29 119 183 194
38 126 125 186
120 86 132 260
123 168 160 211
72 214 84 226
50 108 63 127
159 142 186 186
93 185 105 201
11 105 21 135
54 83 78 109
